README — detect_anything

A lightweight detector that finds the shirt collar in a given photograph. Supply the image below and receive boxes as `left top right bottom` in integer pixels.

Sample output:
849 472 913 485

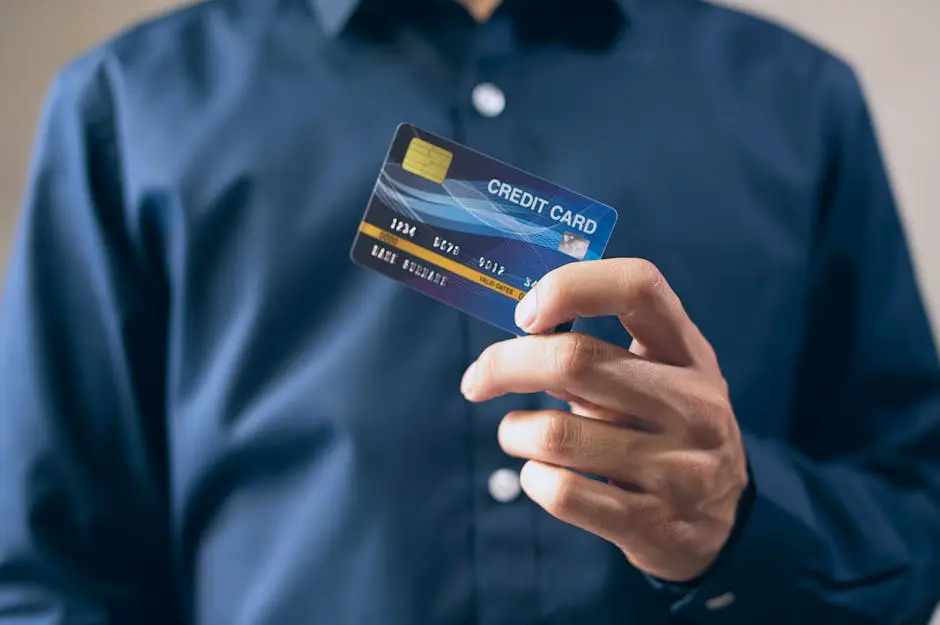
311 0 637 38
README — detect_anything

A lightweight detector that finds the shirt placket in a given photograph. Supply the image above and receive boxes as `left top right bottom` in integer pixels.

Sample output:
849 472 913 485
447 10 542 625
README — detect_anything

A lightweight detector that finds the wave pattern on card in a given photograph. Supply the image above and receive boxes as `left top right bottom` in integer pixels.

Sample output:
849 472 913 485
350 123 618 336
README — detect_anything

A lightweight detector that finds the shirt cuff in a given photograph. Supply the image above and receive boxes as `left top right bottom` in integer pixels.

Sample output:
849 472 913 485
661 434 818 623
643 571 703 601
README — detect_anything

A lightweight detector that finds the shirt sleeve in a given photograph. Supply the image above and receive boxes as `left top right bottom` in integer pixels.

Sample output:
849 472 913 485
667 59 940 625
0 51 176 623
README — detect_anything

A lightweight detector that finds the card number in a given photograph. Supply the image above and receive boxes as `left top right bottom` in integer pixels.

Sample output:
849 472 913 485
479 257 505 276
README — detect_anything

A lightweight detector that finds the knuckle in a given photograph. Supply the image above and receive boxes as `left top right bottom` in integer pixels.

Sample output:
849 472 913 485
675 454 721 498
658 518 697 551
539 412 581 458
551 333 595 377
696 390 734 444
700 386 732 416
674 379 733 447
625 258 666 305
690 387 730 422
711 371 731 396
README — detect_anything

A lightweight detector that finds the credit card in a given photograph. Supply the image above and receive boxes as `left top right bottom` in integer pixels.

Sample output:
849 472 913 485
350 123 619 336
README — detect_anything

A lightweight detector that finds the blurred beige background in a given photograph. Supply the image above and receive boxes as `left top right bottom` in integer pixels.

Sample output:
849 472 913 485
0 0 938 621
1 0 938 327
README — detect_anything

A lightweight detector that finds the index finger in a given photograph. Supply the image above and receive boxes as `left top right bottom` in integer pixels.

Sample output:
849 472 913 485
515 258 706 367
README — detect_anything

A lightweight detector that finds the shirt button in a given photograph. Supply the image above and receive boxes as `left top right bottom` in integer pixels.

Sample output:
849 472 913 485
704 592 736 611
472 82 506 118
488 468 521 503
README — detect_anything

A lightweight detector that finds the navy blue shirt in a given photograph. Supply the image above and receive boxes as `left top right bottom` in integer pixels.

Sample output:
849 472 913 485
2 0 939 623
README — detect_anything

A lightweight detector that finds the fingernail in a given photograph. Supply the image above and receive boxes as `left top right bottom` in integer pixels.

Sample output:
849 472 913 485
515 288 538 331
461 361 477 397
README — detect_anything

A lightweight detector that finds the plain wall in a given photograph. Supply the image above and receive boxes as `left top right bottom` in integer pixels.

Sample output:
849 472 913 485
0 1 938 618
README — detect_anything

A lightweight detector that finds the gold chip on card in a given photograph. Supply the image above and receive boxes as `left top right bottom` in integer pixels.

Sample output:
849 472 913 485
402 137 453 184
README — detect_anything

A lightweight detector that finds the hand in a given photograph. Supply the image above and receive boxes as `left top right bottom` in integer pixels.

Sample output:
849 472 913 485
460 259 749 582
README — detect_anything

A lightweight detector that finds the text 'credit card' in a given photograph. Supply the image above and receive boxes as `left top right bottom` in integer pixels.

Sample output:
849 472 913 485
350 123 619 335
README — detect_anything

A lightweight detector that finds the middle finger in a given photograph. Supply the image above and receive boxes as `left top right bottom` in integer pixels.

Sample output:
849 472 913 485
462 333 679 426
498 410 668 489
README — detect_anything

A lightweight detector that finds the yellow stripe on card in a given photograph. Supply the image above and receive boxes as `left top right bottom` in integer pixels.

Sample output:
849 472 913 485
401 137 454 184
358 221 526 301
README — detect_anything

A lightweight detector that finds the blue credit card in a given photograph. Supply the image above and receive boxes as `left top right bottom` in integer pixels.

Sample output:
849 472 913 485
350 123 619 336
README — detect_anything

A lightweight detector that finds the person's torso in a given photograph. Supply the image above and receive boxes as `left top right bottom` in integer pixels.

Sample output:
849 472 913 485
104 0 836 622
